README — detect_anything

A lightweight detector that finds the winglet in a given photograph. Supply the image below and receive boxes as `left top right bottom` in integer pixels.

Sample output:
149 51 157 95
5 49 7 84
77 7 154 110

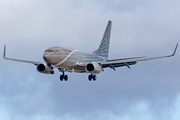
3 45 6 58
171 43 178 56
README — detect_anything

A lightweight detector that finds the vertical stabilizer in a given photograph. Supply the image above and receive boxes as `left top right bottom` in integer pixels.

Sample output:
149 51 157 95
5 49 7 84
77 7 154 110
93 20 112 59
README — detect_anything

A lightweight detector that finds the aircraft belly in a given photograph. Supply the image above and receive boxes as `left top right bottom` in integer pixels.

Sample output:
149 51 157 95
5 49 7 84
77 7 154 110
55 55 84 72
55 51 106 73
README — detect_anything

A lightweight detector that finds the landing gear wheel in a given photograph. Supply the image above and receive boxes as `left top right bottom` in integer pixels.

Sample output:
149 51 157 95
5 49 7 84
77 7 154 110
50 70 54 74
93 75 97 81
60 75 64 81
59 69 68 81
88 74 97 81
64 75 68 81
88 75 92 81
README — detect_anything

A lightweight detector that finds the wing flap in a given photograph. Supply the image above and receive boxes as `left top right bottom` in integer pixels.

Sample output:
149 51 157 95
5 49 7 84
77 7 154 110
101 61 137 68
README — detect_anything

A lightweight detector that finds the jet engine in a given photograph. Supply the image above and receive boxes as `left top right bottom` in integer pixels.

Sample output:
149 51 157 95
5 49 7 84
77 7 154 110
37 63 51 74
85 62 102 74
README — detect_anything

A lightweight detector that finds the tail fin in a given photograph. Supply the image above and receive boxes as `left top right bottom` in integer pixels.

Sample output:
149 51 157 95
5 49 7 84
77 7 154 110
93 20 112 59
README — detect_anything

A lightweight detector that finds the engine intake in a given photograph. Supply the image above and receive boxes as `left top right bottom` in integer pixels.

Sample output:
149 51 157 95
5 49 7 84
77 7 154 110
37 63 50 74
85 62 102 74
86 63 94 71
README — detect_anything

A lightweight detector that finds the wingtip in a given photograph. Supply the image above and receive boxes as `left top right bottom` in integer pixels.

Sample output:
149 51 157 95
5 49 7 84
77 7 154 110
3 45 6 58
172 43 178 56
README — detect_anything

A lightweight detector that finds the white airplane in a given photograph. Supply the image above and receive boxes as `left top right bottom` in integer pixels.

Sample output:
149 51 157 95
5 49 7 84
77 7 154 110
3 21 178 81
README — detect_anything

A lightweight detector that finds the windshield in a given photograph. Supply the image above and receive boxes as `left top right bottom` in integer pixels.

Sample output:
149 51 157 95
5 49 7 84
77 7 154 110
45 50 58 53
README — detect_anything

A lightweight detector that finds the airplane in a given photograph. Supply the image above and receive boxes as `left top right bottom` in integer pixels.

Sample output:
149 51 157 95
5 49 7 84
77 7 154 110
3 20 178 81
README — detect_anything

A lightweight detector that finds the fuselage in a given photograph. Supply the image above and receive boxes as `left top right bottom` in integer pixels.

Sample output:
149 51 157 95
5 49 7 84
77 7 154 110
43 47 106 73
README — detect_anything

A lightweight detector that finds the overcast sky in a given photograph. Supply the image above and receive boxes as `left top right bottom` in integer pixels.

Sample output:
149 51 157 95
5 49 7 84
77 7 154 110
0 0 180 120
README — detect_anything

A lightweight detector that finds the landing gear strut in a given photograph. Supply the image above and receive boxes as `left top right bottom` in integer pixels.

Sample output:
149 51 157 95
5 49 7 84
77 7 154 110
50 69 55 74
59 70 68 81
88 74 97 81
48 64 55 74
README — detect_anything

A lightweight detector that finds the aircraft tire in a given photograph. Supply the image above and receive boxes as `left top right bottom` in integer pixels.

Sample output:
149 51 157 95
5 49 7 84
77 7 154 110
50 70 54 74
88 75 92 81
93 75 97 81
60 75 64 81
64 75 68 81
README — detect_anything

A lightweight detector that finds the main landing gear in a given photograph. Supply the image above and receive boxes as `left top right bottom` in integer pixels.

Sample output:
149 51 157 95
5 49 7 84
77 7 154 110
60 70 68 81
58 68 97 81
88 74 97 81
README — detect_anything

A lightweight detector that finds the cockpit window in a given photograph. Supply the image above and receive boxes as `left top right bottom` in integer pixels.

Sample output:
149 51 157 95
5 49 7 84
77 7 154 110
45 50 58 53
52 50 58 53
45 50 52 52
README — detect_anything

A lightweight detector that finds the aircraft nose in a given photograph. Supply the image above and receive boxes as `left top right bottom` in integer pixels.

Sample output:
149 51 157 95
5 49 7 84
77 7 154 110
43 49 64 65
43 52 62 65
43 53 51 63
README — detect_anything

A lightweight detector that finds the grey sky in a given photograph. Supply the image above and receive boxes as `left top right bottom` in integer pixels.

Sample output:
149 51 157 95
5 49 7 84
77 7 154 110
0 0 180 120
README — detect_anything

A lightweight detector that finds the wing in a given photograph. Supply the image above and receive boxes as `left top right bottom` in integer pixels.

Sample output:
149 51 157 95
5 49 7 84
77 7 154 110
100 43 178 69
3 45 41 65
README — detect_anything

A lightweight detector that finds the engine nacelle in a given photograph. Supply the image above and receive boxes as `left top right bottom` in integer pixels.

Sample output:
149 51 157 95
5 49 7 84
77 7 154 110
37 63 51 74
85 62 102 74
